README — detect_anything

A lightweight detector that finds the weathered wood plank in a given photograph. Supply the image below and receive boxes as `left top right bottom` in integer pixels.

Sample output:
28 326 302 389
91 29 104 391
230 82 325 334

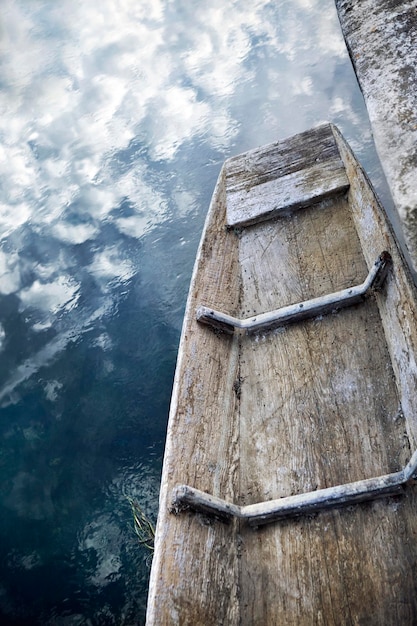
173 469 408 525
333 124 417 449
226 124 349 227
147 124 417 625
227 158 348 227
196 252 390 333
225 124 341 191
146 169 241 625
237 193 413 624
335 0 417 270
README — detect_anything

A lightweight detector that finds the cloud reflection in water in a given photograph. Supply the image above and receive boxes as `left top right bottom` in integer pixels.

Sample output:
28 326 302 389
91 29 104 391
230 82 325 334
0 0 378 622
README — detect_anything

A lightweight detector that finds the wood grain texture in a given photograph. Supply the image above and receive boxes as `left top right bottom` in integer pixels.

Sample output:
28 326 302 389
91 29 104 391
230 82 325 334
146 124 417 625
335 0 417 270
237 195 411 625
226 124 349 228
226 159 349 228
146 169 241 625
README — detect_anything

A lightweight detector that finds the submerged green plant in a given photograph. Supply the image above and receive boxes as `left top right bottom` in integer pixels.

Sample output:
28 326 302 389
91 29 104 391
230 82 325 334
127 496 155 552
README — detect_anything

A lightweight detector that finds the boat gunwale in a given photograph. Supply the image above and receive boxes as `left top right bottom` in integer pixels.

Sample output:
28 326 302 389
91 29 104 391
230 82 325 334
146 122 417 625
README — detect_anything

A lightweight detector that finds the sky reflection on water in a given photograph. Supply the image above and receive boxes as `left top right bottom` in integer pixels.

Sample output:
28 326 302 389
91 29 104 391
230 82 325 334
0 0 389 623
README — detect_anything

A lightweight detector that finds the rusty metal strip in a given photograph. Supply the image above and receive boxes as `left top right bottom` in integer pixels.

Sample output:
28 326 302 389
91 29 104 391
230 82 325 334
171 449 417 527
196 252 392 334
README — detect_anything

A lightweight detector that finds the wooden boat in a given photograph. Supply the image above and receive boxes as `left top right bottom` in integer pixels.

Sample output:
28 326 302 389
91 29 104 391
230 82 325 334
146 123 417 625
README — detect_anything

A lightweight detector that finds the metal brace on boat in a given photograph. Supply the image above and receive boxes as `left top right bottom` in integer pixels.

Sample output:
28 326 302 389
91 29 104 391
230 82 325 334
170 250 410 526
171 448 417 527
196 252 392 334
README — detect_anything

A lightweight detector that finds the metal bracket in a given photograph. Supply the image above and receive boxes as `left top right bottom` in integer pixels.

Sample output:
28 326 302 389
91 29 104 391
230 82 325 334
171 449 417 527
196 252 392 334
171 250 405 525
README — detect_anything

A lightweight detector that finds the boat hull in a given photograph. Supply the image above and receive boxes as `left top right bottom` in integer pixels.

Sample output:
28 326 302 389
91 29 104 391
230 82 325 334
146 124 417 625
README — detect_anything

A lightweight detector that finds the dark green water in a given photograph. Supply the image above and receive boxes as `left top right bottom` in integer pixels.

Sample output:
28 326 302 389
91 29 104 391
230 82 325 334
0 1 395 623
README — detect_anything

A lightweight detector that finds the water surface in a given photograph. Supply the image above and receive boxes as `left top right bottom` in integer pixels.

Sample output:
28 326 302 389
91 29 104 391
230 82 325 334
0 1 393 623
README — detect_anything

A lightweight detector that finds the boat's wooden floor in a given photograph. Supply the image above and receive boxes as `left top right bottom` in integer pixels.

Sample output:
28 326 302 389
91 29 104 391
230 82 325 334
237 195 412 624
147 126 417 625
